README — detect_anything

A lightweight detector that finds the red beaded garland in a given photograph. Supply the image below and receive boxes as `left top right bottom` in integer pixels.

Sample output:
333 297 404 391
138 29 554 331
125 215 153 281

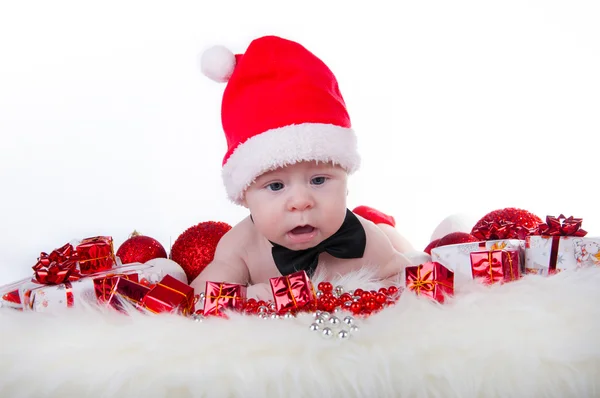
200 282 403 319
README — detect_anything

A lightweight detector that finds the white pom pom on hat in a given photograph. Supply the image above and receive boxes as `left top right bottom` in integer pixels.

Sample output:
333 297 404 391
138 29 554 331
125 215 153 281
200 45 237 83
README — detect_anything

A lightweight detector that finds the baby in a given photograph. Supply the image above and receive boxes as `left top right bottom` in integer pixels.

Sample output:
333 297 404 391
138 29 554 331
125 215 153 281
191 35 416 299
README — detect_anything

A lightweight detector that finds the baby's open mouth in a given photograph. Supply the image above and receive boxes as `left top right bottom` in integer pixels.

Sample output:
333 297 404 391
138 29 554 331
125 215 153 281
290 225 315 235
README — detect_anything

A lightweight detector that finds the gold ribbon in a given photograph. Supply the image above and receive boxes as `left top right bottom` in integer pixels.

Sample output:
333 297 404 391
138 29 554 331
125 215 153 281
410 266 452 295
207 284 241 315
285 275 299 308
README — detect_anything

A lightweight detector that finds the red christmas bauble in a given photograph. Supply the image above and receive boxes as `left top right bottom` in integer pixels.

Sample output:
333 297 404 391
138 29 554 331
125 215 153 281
423 239 440 255
170 221 232 283
116 231 168 265
437 232 479 247
471 207 542 240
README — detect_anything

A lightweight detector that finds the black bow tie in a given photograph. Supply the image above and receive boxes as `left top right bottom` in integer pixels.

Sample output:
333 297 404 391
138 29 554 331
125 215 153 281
269 209 366 277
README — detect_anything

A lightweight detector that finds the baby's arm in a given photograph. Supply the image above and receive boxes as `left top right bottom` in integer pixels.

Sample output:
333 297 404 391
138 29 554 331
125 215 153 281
189 227 251 295
360 218 415 280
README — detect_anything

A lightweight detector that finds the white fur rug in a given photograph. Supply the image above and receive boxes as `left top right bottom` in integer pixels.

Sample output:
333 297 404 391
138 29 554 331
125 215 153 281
1 267 599 398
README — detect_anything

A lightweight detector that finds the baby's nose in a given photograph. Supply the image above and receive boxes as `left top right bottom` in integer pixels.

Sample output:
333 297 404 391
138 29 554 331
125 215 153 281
287 188 314 211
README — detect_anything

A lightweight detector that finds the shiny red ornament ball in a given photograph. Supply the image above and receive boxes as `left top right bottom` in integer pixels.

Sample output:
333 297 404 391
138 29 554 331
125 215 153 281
116 231 167 264
424 232 479 254
471 207 542 240
170 221 232 283
423 238 441 255
437 232 480 247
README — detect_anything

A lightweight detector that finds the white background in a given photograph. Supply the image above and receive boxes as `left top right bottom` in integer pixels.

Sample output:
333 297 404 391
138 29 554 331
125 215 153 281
1 0 599 285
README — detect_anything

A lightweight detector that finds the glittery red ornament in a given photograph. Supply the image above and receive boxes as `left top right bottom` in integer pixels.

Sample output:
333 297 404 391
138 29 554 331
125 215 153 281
116 231 168 265
423 239 441 255
437 232 480 248
471 208 542 240
170 221 232 283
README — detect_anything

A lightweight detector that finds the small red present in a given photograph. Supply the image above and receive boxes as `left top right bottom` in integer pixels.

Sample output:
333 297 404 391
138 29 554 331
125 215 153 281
94 273 140 302
107 277 151 311
76 236 116 275
406 262 454 303
203 282 246 316
141 274 195 316
470 245 521 284
270 270 317 314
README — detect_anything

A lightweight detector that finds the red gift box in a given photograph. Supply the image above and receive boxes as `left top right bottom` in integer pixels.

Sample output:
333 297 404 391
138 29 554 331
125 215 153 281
141 274 195 316
76 236 116 275
470 246 521 284
203 282 246 316
95 273 140 302
270 270 317 314
406 262 454 303
107 277 151 311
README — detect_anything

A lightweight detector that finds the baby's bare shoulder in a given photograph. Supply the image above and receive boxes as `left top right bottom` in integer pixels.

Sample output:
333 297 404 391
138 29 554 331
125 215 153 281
216 217 255 254
355 215 396 258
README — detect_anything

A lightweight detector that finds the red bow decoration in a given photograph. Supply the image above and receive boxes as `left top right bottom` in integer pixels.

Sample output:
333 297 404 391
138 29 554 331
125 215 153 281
32 243 81 285
471 220 535 241
536 214 587 237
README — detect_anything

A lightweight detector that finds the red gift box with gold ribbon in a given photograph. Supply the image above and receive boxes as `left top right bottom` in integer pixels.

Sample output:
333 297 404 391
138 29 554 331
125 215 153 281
141 274 196 316
203 282 246 316
95 272 140 302
107 277 151 311
405 262 454 303
269 270 317 314
470 242 521 284
76 236 116 275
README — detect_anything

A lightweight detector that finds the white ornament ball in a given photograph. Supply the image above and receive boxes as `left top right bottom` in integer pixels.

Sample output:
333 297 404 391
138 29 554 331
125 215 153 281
430 213 477 241
144 258 188 284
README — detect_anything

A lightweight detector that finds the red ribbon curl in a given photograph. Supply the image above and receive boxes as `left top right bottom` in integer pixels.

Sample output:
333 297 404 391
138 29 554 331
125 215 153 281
32 243 81 285
536 214 587 237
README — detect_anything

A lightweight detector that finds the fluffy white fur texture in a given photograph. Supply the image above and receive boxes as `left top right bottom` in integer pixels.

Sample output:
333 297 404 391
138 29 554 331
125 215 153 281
200 45 236 83
1 266 599 398
221 123 361 205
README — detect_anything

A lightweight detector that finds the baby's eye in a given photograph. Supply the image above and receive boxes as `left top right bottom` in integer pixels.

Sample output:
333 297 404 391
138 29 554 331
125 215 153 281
311 176 327 185
267 182 284 191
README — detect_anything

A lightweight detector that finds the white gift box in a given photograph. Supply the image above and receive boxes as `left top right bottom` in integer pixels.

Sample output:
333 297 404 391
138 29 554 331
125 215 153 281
524 235 600 275
431 239 525 282
18 262 165 312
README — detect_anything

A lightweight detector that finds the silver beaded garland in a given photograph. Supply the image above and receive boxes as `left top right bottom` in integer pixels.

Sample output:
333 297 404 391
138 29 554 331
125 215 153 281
343 315 354 325
322 327 333 338
309 323 320 331
192 313 204 322
350 324 359 333
314 317 325 324
316 290 324 298
258 305 268 313
329 316 341 326
334 285 344 296
338 330 350 339
283 312 295 319
319 311 331 320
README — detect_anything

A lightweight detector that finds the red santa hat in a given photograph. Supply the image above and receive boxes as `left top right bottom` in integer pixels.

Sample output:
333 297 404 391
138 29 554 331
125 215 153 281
200 35 361 205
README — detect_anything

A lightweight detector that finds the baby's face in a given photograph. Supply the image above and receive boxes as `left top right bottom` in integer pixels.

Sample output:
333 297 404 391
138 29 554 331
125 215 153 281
243 161 348 250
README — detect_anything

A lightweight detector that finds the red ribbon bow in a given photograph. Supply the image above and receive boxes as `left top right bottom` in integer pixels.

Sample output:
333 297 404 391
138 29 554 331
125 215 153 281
536 214 587 237
471 220 534 241
32 243 81 285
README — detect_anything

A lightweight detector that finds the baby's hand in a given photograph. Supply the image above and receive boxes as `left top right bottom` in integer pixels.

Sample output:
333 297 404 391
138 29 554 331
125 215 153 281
247 283 273 301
